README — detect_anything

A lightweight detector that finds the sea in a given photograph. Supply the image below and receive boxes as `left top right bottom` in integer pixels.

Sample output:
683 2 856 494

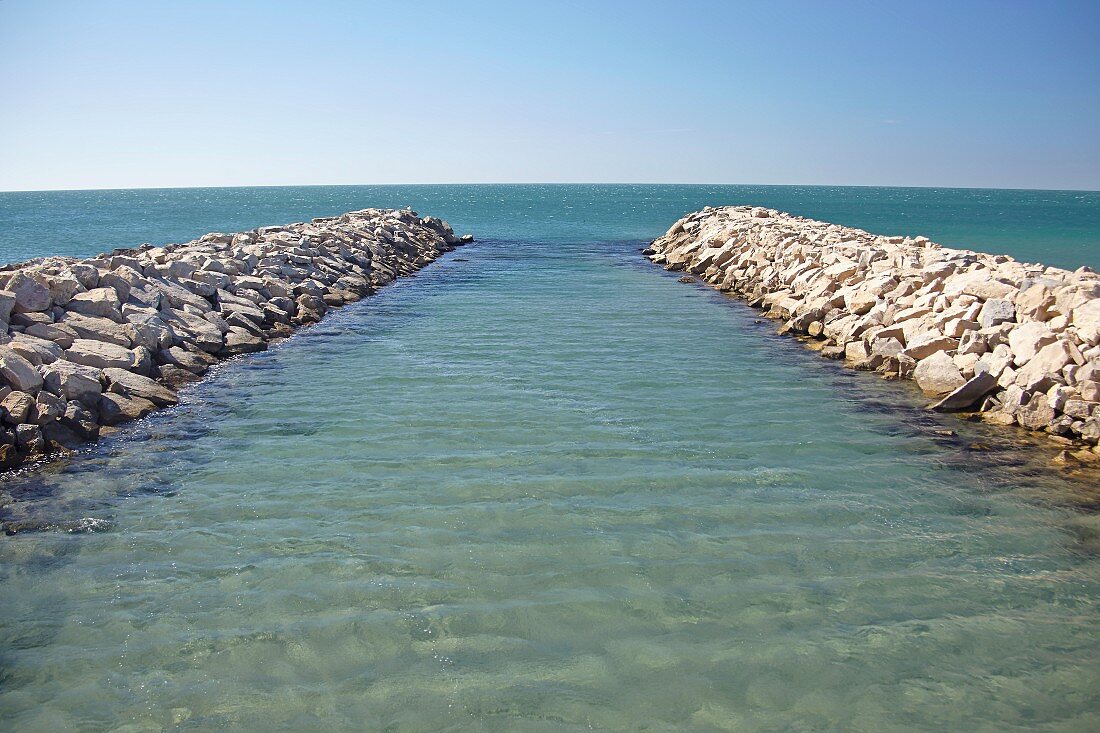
0 184 1098 731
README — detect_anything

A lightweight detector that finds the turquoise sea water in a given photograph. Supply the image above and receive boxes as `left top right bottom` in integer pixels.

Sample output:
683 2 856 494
1 185 1099 731
2 184 1099 270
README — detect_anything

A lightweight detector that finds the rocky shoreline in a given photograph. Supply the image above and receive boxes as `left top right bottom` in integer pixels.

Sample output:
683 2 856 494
0 208 471 473
646 206 1100 462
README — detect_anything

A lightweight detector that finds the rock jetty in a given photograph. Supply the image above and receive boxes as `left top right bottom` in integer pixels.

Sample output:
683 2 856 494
0 209 471 472
646 206 1100 454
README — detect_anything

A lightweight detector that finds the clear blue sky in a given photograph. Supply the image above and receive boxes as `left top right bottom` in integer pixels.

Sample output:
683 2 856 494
1 0 1097 191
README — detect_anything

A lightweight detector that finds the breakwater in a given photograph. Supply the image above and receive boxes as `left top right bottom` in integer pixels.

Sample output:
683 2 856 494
0 208 469 471
647 206 1100 457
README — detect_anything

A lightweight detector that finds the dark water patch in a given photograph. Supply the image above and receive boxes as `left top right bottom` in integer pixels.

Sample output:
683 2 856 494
2 517 113 536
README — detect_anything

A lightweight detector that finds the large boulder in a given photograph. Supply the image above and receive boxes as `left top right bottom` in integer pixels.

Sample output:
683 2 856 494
60 313 135 347
1016 392 1056 430
7 271 52 313
914 351 966 396
161 307 224 353
65 287 124 321
126 312 175 351
103 368 178 406
1015 284 1056 321
97 393 157 426
10 333 63 365
156 345 217 375
946 272 1016 300
58 402 99 440
0 345 44 392
978 298 1016 328
44 271 83 306
1014 339 1078 391
221 326 266 356
901 332 958 360
42 360 104 405
930 372 997 412
64 339 135 370
1 390 34 424
34 390 64 425
1072 299 1100 346
0 289 15 323
24 322 78 350
1007 322 1057 366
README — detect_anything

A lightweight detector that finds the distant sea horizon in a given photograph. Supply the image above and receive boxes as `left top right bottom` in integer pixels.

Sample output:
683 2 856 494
5 182 1100 193
3 183 1099 271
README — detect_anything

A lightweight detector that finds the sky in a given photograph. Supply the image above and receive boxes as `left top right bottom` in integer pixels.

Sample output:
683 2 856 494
0 0 1098 191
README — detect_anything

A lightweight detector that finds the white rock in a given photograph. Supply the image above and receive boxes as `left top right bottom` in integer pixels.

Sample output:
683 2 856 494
914 351 966 395
42 359 103 405
65 287 123 321
64 339 135 370
1007 322 1057 366
0 345 43 392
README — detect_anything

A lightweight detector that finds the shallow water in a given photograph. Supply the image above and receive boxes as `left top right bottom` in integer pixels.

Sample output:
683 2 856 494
1 187 1099 731
2 240 1099 731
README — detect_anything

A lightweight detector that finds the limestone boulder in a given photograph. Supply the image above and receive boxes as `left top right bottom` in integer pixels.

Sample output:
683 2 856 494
97 393 157 426
126 312 175 350
1063 399 1096 420
901 332 958 360
1015 284 1056 321
0 345 44 392
1029 339 1079 375
45 272 83 306
947 272 1016 300
15 423 45 454
42 360 103 405
65 339 135 370
34 390 64 425
24 322 78 350
1012 340 1078 393
1071 299 1100 346
221 327 267 356
978 298 1016 328
98 268 138 302
0 290 15 323
161 307 224 353
914 351 966 396
60 313 135 347
1007 322 1057 366
7 271 52 313
65 287 124 321
156 345 216 375
845 289 878 316
58 401 99 440
1016 392 1056 430
8 335 61 367
103 368 178 407
1 390 34 424
930 372 997 412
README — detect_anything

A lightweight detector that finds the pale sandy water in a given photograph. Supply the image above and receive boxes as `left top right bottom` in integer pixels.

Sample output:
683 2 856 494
1 230 1098 731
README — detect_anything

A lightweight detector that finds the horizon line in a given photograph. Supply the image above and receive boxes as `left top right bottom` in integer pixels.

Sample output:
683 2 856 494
3 181 1099 195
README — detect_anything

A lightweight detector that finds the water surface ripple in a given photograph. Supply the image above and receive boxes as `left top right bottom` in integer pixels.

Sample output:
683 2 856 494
1 233 1098 731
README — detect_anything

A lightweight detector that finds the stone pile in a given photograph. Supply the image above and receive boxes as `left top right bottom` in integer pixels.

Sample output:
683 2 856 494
0 208 471 471
646 206 1100 452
